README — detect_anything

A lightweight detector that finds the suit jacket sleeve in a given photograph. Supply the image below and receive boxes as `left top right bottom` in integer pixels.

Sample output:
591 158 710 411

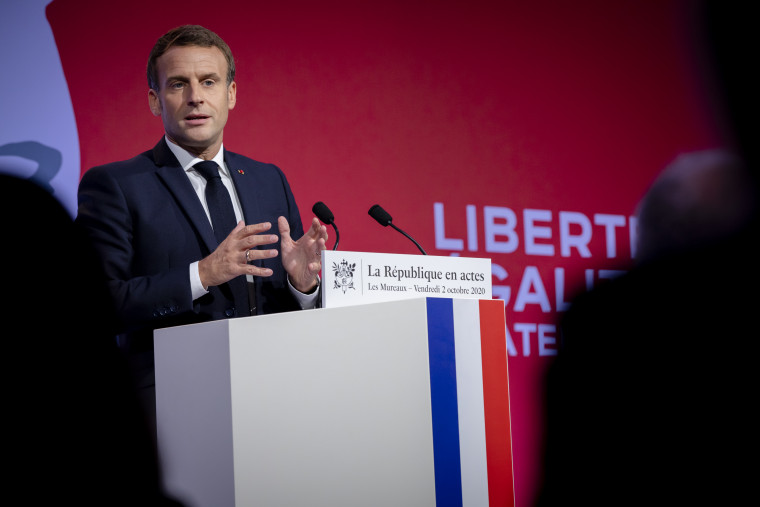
76 160 195 334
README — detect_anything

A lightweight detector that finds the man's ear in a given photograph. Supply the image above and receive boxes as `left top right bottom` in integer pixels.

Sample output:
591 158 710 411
148 89 162 117
227 81 237 110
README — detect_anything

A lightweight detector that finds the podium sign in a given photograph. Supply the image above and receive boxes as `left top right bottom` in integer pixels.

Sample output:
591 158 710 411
321 250 491 308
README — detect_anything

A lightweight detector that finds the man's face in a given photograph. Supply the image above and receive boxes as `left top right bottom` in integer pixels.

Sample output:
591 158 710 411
148 45 236 159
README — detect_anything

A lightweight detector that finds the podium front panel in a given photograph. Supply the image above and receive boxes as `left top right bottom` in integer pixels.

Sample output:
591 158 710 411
155 298 513 507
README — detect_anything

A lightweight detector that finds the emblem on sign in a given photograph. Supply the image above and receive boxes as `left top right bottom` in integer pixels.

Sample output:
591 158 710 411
332 259 356 293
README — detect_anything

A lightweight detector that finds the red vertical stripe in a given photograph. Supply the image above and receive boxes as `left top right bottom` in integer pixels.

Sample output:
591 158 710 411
479 300 515 506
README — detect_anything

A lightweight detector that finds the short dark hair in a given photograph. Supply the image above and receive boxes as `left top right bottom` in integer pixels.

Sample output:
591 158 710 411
147 25 235 91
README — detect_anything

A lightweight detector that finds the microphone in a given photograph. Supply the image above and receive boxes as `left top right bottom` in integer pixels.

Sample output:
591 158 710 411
368 204 427 255
312 201 339 250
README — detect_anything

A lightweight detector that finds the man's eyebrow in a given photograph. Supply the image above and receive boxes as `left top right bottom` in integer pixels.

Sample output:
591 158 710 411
165 72 222 83
198 72 222 81
165 75 190 84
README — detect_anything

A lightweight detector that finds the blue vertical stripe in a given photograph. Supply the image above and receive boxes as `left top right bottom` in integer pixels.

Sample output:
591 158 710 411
427 298 463 507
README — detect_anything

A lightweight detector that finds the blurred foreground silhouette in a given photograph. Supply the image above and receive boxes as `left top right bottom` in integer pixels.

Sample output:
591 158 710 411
537 1 758 504
0 173 181 505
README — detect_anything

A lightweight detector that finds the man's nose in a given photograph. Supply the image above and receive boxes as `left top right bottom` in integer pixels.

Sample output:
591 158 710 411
187 82 204 105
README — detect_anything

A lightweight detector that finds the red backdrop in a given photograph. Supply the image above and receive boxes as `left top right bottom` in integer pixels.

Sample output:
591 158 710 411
48 0 722 504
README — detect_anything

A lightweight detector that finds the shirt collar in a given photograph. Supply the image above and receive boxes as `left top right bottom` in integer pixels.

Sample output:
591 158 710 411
165 136 227 176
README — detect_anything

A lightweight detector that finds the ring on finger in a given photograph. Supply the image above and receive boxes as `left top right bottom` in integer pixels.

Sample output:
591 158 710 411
245 249 251 263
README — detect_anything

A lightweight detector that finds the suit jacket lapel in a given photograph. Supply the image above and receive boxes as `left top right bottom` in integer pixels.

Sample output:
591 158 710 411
225 150 262 225
152 138 218 252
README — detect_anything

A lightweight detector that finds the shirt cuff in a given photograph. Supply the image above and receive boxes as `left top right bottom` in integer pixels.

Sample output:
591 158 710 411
289 276 320 309
190 261 208 300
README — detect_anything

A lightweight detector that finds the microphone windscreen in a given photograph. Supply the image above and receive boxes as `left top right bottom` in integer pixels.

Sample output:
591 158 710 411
312 201 334 224
368 204 392 226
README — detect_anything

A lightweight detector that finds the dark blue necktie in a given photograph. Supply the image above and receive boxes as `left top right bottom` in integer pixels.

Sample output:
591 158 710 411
194 160 238 243
194 160 251 316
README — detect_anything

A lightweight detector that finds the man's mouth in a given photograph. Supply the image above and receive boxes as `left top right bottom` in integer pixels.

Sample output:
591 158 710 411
185 114 210 125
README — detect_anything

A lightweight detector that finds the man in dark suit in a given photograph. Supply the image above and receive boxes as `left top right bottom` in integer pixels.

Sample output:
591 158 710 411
76 25 327 426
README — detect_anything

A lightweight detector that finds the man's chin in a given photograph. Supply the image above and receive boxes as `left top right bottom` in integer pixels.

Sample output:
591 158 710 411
167 134 220 157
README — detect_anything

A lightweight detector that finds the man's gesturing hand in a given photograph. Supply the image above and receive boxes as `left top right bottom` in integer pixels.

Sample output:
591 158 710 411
279 216 328 293
198 221 278 289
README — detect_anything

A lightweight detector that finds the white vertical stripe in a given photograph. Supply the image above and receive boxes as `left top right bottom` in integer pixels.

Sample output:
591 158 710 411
453 299 490 507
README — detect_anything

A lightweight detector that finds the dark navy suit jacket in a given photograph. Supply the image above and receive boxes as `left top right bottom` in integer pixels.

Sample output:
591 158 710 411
76 138 305 353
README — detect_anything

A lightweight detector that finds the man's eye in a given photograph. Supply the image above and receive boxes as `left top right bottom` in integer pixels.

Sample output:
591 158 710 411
203 80 215 86
170 82 184 89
